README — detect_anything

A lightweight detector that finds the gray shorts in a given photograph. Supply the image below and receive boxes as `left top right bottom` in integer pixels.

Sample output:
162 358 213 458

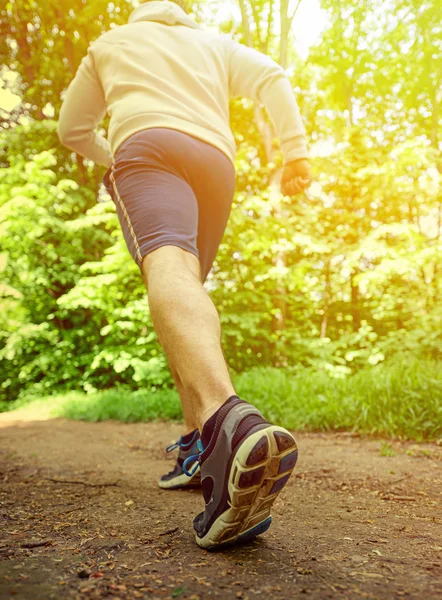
103 128 236 282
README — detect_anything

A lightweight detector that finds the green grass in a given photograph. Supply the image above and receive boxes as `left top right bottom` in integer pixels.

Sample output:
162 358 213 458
237 358 442 440
236 357 441 441
3 357 441 441
5 387 183 423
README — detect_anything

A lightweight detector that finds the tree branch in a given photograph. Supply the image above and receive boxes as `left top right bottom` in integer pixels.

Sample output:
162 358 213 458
238 0 252 46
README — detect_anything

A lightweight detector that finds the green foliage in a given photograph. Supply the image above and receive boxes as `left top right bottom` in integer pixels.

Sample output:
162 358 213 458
0 146 118 400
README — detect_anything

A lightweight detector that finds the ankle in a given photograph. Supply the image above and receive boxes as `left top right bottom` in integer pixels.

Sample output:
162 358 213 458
184 385 237 432
181 428 199 445
198 403 224 432
182 424 198 436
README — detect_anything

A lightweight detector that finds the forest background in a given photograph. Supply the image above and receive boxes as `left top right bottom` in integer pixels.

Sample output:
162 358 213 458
0 0 440 440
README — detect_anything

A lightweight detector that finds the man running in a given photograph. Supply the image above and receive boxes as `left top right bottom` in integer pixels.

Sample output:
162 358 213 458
58 0 311 549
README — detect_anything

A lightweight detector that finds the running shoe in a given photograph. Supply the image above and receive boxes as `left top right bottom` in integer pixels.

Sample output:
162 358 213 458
158 429 202 490
183 396 298 549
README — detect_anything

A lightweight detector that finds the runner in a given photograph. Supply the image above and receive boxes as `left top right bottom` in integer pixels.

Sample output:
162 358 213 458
58 0 311 549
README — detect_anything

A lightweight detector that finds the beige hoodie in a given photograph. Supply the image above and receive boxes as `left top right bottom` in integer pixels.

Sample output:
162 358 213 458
58 1 308 168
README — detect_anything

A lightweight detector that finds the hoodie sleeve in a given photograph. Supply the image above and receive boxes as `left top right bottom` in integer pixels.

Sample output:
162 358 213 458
57 46 113 168
227 40 308 164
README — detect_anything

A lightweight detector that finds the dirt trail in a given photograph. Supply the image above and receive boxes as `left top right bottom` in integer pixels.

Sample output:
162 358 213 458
0 415 441 600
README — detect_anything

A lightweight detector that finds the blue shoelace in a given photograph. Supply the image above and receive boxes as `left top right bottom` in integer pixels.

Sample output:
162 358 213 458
182 438 204 477
165 429 200 453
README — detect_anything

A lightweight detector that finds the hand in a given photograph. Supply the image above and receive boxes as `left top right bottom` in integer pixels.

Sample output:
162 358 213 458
281 159 312 196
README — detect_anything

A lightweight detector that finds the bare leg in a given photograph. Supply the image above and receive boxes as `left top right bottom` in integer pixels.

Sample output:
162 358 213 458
142 245 236 432
169 364 198 433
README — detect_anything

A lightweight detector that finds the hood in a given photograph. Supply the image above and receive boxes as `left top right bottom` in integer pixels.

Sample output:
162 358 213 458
128 1 200 29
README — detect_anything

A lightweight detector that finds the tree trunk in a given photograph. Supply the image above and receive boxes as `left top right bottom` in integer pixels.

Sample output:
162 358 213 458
77 155 88 186
350 270 361 330
320 260 331 338
10 2 35 89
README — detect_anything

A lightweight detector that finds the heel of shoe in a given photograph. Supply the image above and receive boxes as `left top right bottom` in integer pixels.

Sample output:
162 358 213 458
196 426 297 549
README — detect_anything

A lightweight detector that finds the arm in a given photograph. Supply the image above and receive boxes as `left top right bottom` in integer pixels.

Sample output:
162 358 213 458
228 40 308 165
228 41 311 195
57 46 113 168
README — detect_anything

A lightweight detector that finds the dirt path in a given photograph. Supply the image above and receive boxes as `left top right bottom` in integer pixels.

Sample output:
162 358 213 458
0 415 441 600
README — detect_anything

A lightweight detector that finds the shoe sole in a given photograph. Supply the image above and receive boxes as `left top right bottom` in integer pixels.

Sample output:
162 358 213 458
195 425 298 550
158 466 201 490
